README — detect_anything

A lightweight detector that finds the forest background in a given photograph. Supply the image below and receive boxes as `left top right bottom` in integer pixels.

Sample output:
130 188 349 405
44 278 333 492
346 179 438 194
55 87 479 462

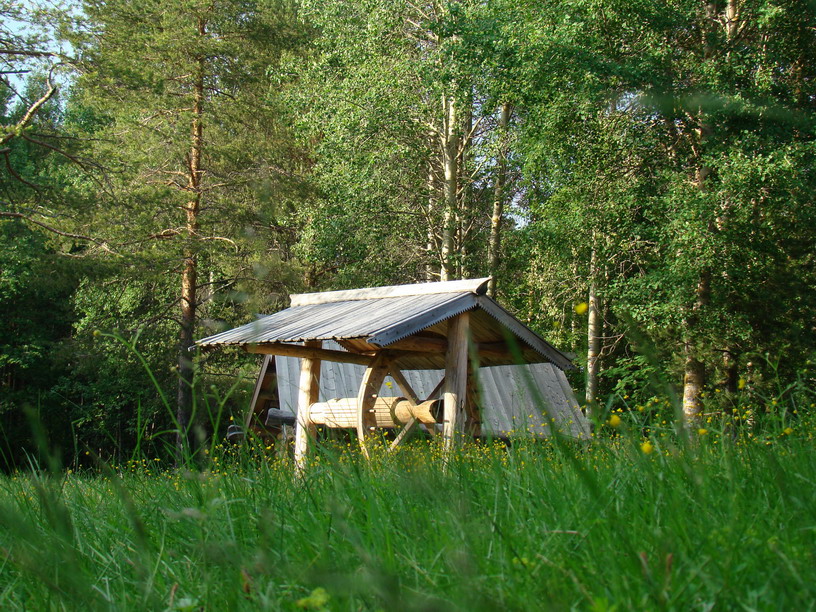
1 0 814 466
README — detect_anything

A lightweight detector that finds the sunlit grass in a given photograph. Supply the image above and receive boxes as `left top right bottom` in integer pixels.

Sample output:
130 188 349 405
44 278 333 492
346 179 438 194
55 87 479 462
1 417 815 610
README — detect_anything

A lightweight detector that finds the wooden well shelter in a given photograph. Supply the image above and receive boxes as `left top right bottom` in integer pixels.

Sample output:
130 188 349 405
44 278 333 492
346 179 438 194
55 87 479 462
196 278 585 469
248 342 587 441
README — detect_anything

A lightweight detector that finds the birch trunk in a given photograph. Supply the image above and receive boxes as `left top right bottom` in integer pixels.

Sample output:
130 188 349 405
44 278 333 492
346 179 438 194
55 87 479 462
681 3 718 423
683 0 739 423
440 94 458 281
683 269 710 421
487 102 511 297
585 243 601 410
426 161 436 281
457 88 473 278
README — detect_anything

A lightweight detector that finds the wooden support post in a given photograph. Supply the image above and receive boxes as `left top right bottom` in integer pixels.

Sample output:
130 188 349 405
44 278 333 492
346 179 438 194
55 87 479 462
294 340 322 474
443 312 470 454
356 352 392 459
247 355 272 429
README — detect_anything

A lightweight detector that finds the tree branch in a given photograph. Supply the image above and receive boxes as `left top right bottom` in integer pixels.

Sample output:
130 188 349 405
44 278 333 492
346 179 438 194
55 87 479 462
0 79 57 146
3 151 41 192
0 211 116 253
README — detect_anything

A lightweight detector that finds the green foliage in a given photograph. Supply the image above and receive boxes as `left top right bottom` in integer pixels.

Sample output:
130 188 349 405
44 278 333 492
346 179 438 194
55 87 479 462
475 0 816 404
0 220 80 467
0 220 76 404
3 0 816 463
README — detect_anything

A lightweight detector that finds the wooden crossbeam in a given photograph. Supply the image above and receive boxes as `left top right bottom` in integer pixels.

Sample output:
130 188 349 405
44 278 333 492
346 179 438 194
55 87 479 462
246 339 526 365
246 343 372 366
388 335 448 353
383 337 525 361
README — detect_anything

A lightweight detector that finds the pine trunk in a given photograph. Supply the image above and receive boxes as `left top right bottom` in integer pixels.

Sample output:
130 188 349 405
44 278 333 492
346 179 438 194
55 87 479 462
176 29 205 458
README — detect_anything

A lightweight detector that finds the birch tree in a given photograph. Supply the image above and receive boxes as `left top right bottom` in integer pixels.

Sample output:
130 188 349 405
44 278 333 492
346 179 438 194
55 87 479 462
477 0 816 416
292 0 497 287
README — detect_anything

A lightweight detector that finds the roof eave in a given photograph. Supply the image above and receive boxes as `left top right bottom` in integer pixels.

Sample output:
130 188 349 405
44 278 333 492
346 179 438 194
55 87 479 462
475 296 576 371
367 293 477 347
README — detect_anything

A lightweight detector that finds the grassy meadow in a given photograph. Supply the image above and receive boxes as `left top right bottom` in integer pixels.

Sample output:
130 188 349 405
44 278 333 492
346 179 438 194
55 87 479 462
1 408 815 612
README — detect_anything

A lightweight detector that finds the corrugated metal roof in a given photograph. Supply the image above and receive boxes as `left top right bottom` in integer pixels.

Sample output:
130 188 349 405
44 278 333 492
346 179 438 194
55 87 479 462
198 291 475 346
197 278 574 370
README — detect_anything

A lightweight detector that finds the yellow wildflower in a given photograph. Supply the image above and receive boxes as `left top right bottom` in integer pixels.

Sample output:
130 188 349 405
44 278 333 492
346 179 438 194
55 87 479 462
608 414 622 428
640 440 654 454
574 302 589 315
296 587 330 610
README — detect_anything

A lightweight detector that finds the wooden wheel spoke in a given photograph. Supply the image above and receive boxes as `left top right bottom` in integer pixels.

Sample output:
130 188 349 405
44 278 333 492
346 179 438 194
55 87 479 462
356 352 392 458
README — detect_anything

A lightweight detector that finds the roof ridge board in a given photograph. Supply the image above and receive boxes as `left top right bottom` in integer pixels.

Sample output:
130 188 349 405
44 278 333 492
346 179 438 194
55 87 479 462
475 296 575 371
290 277 490 307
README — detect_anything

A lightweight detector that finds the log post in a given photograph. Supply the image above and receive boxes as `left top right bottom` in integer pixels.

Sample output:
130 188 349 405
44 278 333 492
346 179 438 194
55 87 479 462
443 312 470 454
356 352 392 459
294 340 322 474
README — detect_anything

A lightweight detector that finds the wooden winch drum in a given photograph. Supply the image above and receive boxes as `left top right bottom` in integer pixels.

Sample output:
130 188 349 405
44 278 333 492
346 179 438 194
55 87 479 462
308 396 442 429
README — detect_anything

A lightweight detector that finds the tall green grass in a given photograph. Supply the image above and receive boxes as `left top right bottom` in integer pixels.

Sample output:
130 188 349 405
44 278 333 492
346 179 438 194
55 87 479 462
1 427 814 610
2 333 813 609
